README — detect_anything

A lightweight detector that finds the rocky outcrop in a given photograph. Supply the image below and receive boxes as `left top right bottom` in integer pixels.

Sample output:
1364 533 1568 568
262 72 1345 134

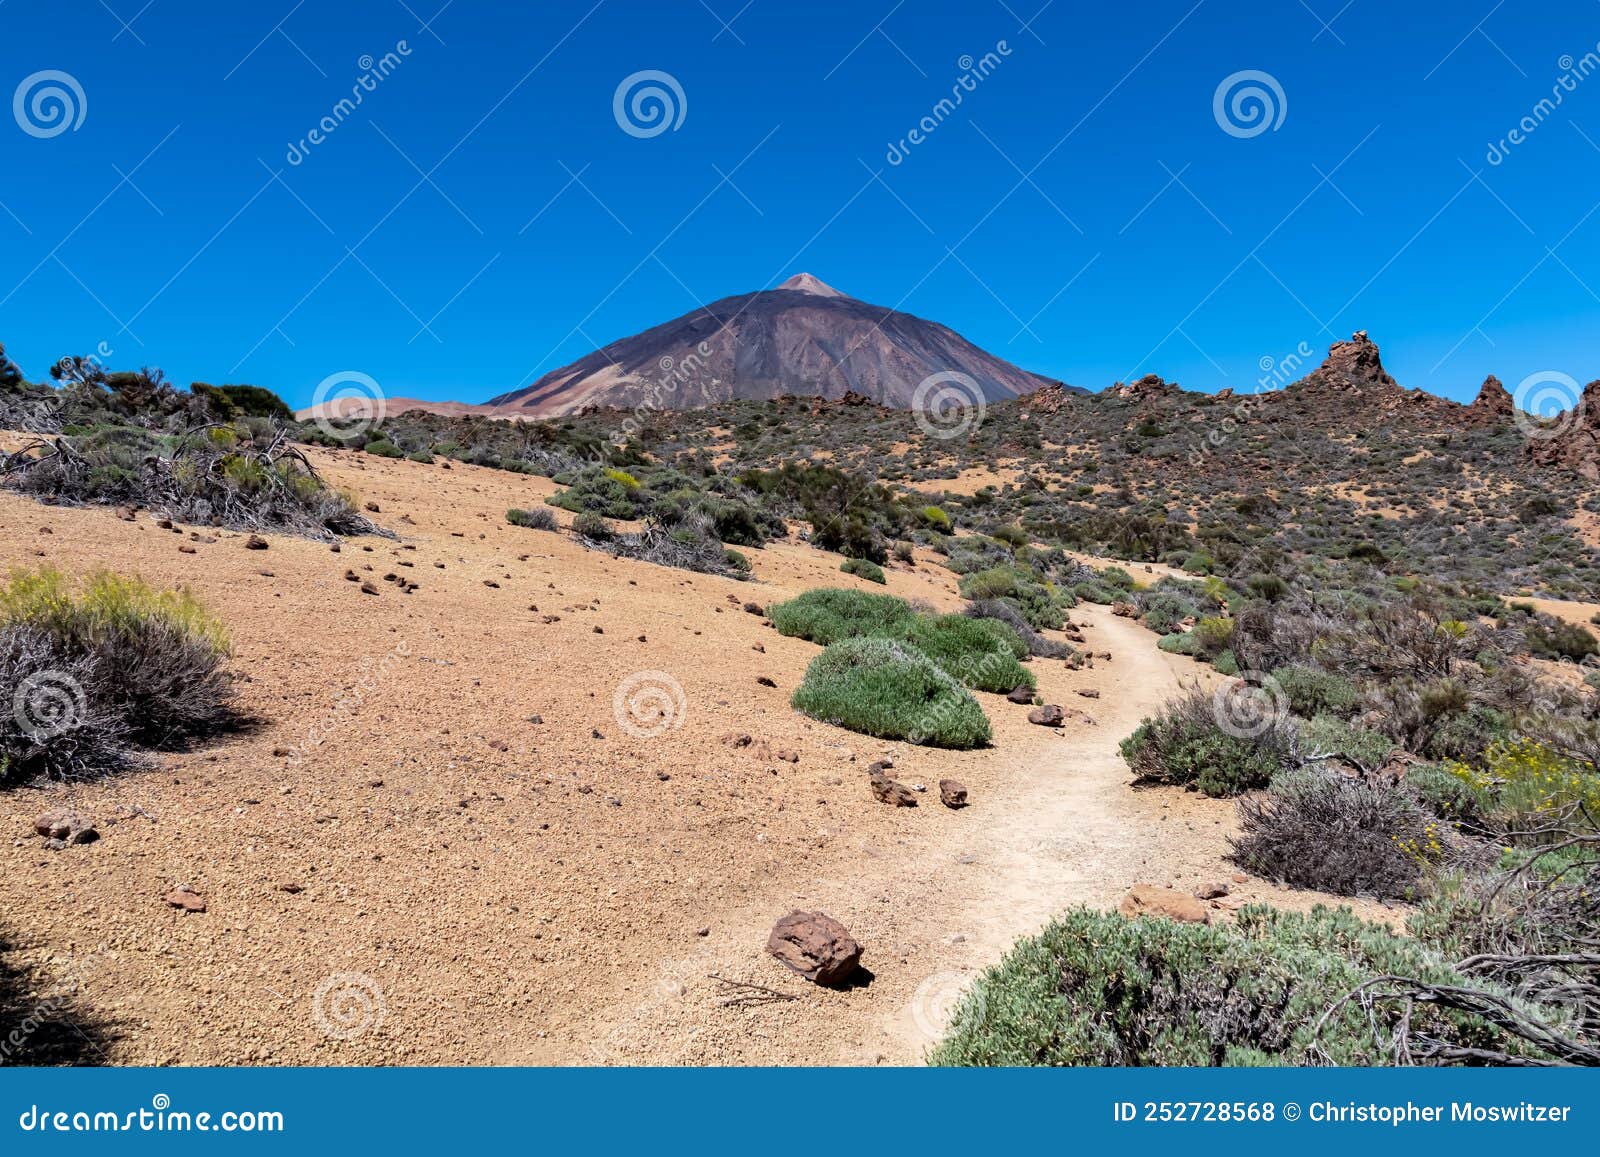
1465 374 1515 425
1112 374 1183 402
1527 380 1600 481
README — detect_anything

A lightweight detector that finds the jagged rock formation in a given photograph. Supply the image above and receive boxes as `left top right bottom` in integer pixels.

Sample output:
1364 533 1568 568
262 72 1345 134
1526 380 1600 480
1466 375 1515 425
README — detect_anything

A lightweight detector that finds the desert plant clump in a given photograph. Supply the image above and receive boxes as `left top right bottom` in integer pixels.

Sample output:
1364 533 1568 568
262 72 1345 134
0 568 233 783
1119 687 1295 797
840 557 887 584
962 598 1077 660
2 424 382 541
900 613 1035 694
930 904 1551 1066
1230 768 1446 899
506 506 558 531
791 637 991 749
767 588 917 646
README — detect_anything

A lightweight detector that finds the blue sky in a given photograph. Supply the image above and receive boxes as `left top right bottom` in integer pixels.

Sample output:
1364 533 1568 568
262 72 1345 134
2 0 1598 408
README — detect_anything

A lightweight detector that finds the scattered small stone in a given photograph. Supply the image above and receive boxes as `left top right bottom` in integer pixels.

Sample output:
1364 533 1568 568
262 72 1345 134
244 535 268 550
766 910 862 987
165 886 207 913
528 714 544 725
364 502 380 513
1006 685 1035 704
939 779 969 809
722 733 753 748
590 728 603 739
743 602 764 615
756 676 777 688
359 580 379 595
870 774 917 807
178 544 196 554
1077 689 1101 699
540 614 560 624
775 750 800 763
33 810 98 845
1027 704 1065 727
696 926 710 937
752 643 765 653
276 882 305 894
1194 881 1231 901
483 580 500 589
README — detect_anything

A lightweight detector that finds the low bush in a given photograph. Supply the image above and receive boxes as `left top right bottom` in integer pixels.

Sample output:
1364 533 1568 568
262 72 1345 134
957 566 1063 631
507 507 558 531
963 599 1076 660
0 568 232 782
1297 714 1395 774
571 511 615 541
1442 739 1600 838
1119 688 1294 797
767 588 916 646
3 426 379 541
1270 664 1361 719
931 904 1544 1066
901 614 1033 694
840 557 887 584
791 637 990 749
1230 768 1442 898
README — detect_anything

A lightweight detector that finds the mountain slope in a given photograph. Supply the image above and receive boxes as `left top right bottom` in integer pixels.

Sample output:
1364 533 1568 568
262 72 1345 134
487 273 1069 416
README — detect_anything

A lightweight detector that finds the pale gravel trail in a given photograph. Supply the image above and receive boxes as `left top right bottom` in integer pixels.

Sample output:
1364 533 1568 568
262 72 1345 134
570 607 1359 1066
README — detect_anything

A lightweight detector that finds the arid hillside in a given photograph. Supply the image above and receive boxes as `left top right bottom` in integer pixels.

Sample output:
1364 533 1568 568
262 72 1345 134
0 445 1378 1065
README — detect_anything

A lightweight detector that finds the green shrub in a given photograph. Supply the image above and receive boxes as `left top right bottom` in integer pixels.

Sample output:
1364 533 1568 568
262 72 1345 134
840 557 886 585
1297 714 1394 773
1271 664 1361 719
571 511 615 541
1405 762 1491 828
406 448 435 464
507 507 557 531
1120 688 1293 797
920 505 951 530
930 904 1544 1066
362 438 403 458
767 588 916 646
791 637 991 749
1525 618 1598 662
901 614 1033 693
958 566 1062 631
